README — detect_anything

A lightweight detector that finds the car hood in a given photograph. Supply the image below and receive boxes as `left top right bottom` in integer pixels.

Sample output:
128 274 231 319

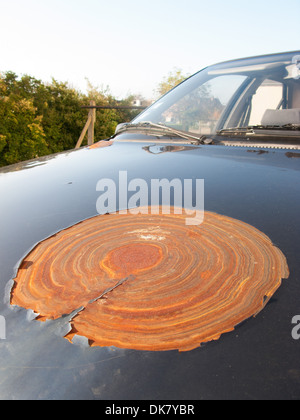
0 138 299 400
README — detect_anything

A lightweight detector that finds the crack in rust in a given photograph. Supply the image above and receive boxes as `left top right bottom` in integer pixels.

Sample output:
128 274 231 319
68 274 135 322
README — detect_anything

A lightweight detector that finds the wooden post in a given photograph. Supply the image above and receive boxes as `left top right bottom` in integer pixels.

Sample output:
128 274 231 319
76 101 147 149
88 100 96 146
75 114 92 149
76 100 96 149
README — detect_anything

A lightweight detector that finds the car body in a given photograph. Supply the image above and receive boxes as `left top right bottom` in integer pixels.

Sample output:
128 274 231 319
0 51 299 400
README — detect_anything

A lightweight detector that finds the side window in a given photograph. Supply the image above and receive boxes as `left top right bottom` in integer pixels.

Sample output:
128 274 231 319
248 79 283 126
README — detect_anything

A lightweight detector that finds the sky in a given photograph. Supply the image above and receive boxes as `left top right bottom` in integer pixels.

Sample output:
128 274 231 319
1 0 299 100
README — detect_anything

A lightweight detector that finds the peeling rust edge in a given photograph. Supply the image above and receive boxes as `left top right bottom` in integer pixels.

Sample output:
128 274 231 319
5 213 136 345
6 214 108 309
7 273 135 347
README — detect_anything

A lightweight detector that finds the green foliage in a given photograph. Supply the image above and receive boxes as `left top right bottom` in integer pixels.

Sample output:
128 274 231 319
85 80 119 141
35 79 86 153
0 71 143 167
0 92 48 166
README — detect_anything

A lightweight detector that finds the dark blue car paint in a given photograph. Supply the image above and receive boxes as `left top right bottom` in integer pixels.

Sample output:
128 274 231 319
0 139 299 399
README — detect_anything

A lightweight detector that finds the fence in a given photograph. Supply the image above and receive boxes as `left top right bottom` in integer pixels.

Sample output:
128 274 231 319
75 101 147 149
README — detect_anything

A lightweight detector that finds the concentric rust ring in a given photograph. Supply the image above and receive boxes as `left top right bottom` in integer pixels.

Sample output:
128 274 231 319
11 209 289 351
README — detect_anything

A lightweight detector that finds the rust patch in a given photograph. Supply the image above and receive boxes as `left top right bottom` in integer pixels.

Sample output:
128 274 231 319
11 209 289 352
88 140 114 149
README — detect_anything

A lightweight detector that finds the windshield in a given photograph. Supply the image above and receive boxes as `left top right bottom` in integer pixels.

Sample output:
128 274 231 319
132 52 300 139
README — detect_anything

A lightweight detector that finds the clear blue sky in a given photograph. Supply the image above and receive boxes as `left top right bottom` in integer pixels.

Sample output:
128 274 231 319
1 0 299 99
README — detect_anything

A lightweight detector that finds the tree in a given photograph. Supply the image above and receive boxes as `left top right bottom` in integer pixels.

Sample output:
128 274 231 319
84 80 119 141
35 79 86 153
0 94 48 166
156 68 189 97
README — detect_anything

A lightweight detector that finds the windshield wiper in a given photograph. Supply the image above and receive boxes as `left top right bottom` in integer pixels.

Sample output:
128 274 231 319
217 124 300 137
115 121 205 143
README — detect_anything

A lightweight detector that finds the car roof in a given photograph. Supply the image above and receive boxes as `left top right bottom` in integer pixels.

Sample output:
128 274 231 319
212 50 300 67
